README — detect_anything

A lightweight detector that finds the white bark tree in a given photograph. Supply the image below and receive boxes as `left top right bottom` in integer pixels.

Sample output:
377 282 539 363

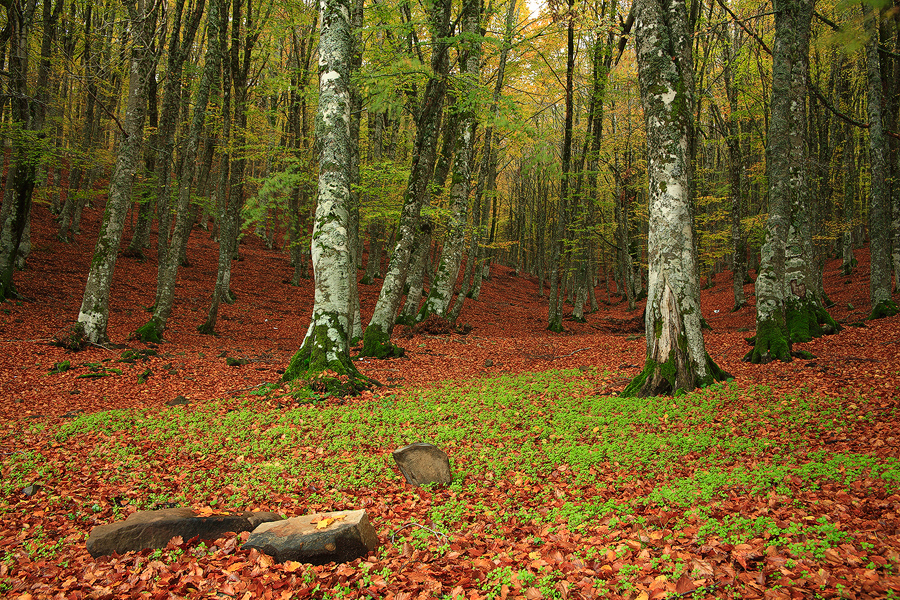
862 4 898 320
75 0 161 343
623 0 729 397
418 0 482 321
744 0 839 363
282 0 369 393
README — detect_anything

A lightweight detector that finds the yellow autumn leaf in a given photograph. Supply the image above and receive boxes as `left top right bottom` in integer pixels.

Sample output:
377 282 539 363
283 560 302 572
196 507 228 517
528 551 541 560
316 518 334 529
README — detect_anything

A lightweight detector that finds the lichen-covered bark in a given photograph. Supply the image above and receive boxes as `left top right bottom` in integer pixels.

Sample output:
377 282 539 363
419 0 481 321
360 0 451 357
623 0 729 398
76 0 159 343
283 0 368 394
748 0 813 364
862 5 893 314
723 30 747 311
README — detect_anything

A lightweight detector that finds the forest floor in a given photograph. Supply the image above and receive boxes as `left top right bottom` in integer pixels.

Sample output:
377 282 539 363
1 202 899 599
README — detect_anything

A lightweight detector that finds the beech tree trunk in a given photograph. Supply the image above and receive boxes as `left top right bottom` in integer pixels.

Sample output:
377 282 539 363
623 0 728 397
360 0 451 357
139 0 225 342
283 0 368 393
863 5 898 319
746 0 837 363
0 0 38 301
419 0 483 321
76 0 160 342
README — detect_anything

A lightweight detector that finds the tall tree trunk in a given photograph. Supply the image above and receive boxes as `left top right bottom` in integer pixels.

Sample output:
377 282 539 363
623 0 728 397
548 0 576 333
863 5 898 319
723 27 747 311
347 0 365 342
746 0 837 363
153 0 206 270
419 0 485 321
138 0 225 341
0 0 39 300
360 0 451 358
282 0 369 393
75 0 160 342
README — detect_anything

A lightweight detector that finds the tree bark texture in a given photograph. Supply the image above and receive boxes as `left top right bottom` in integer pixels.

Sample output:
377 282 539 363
863 5 898 319
360 0 451 357
77 0 160 342
746 0 828 363
623 0 728 397
283 0 368 392
139 0 225 341
419 0 482 321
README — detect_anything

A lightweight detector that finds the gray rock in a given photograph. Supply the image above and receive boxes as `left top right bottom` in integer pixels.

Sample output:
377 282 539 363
244 509 378 565
86 508 282 557
21 484 41 497
166 395 189 406
392 442 452 486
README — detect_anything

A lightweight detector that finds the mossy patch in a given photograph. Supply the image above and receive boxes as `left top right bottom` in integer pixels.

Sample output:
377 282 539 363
52 322 87 351
48 361 70 374
117 348 157 363
359 323 405 359
282 320 373 396
868 299 899 320
785 297 840 343
135 319 163 343
743 316 791 364
622 349 730 398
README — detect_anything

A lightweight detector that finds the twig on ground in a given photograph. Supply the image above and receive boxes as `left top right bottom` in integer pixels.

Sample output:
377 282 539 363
556 347 589 359
89 341 117 352
389 522 450 545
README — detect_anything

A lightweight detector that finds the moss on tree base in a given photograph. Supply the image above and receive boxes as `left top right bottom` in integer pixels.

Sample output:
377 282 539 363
282 322 372 397
52 322 88 351
358 323 405 359
135 318 163 343
743 316 791 363
622 350 730 398
786 296 840 343
869 299 899 320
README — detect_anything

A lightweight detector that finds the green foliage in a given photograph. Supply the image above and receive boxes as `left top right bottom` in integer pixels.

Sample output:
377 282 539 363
47 361 70 375
135 319 163 344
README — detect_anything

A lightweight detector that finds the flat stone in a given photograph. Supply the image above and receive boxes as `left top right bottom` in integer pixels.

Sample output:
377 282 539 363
166 395 189 406
392 442 452 486
86 508 282 557
244 509 378 565
21 484 41 497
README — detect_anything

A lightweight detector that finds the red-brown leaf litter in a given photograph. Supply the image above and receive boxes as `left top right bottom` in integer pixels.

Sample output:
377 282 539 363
1 203 898 599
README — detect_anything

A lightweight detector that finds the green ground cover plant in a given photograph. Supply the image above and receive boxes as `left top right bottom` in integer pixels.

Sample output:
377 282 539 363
2 369 898 597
